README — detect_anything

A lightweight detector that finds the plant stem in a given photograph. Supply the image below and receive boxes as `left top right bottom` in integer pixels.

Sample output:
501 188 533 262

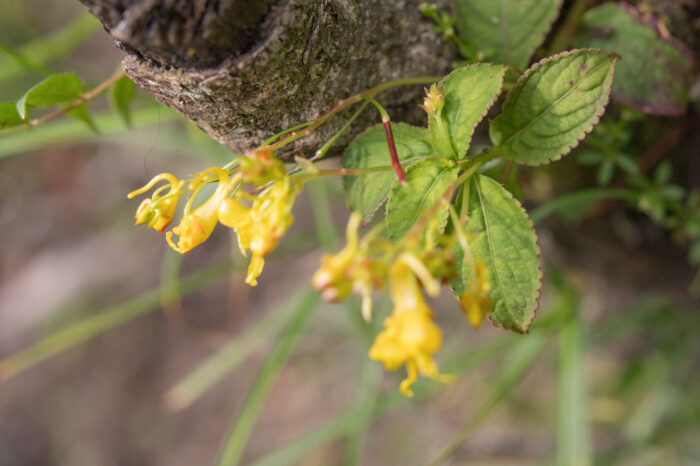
312 100 370 161
268 76 440 151
24 70 126 131
295 165 394 182
383 121 407 185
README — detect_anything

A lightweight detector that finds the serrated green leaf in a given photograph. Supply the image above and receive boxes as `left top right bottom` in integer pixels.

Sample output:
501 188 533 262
0 102 23 128
490 49 617 166
111 74 136 127
429 64 506 159
574 3 695 116
342 123 434 222
67 103 98 132
385 157 459 240
16 73 82 119
453 174 541 333
455 0 563 70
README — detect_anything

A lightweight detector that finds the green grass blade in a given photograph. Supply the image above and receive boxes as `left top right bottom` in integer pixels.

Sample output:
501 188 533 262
341 306 383 466
307 178 339 251
0 41 52 76
556 287 591 466
215 290 320 466
0 12 100 82
341 357 381 466
164 288 313 411
159 248 184 309
249 336 515 466
0 260 236 382
427 330 550 465
0 106 178 158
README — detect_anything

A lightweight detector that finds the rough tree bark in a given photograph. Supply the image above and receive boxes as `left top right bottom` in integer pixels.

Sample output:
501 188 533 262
79 0 453 158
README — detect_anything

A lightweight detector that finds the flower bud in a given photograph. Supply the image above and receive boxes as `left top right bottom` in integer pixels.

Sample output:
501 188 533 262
420 84 444 115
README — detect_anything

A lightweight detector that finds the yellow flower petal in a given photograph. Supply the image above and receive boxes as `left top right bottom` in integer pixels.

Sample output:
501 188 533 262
369 259 452 396
245 255 265 286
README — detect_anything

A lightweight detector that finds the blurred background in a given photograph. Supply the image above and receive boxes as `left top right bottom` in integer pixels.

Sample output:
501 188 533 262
0 1 699 465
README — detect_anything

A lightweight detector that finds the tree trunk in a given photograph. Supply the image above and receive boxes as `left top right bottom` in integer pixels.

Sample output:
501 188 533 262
79 0 453 158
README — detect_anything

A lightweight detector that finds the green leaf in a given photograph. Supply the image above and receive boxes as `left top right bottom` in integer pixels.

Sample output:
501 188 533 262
342 123 434 222
490 49 618 166
455 0 563 70
110 74 136 127
67 102 98 132
453 174 541 333
16 73 82 119
385 157 459 240
574 3 696 116
0 102 23 128
428 64 507 159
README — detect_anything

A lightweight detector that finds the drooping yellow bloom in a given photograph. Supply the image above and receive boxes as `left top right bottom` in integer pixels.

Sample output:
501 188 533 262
219 177 299 286
313 212 361 301
127 148 302 289
128 173 184 233
369 259 453 397
313 212 387 319
166 168 232 254
459 260 493 328
218 196 254 252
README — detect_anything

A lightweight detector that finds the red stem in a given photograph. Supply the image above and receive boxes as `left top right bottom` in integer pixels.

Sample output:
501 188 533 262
383 121 407 186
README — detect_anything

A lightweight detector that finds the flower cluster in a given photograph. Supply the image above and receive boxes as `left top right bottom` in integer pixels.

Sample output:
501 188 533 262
128 147 300 286
128 143 496 398
313 210 490 396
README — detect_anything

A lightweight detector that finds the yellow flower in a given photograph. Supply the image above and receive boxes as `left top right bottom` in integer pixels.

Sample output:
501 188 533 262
312 212 387 319
166 168 232 254
459 260 493 328
369 259 453 397
219 177 299 286
218 196 254 253
128 173 184 233
245 179 297 285
239 146 287 185
312 212 360 298
245 256 265 286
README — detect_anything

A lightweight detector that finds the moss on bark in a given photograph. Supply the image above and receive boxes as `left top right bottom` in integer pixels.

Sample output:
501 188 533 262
80 0 453 158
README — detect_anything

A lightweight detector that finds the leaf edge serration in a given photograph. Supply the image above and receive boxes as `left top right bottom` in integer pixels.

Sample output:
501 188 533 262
451 175 543 334
491 48 619 167
432 63 508 160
